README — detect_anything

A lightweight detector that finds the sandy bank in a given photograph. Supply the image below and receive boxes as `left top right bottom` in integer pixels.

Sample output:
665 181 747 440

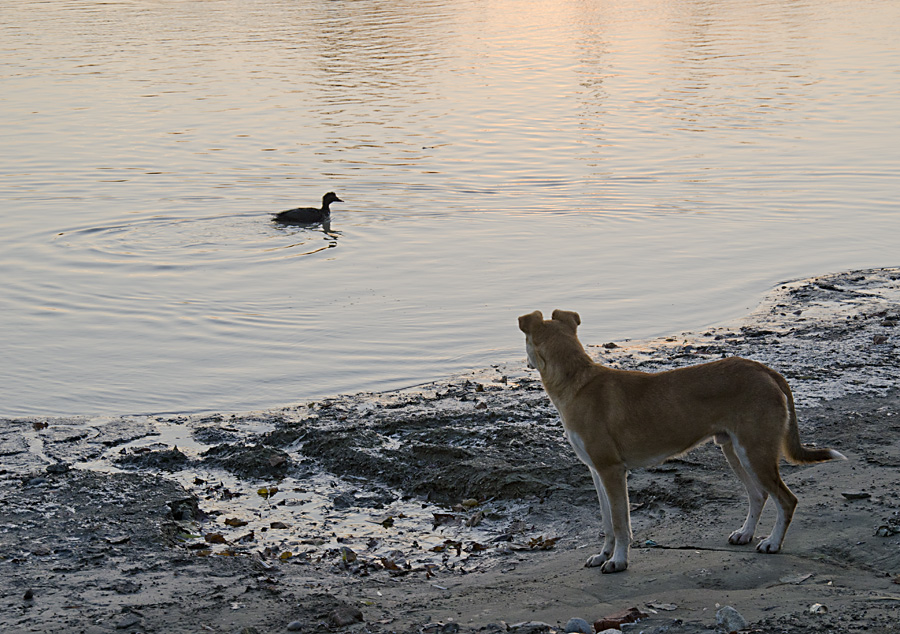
1 268 898 633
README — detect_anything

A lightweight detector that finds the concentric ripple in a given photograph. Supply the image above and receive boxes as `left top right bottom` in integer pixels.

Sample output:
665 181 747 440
53 213 340 267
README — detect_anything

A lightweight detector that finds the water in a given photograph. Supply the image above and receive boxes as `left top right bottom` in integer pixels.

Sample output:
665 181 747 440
2 0 898 417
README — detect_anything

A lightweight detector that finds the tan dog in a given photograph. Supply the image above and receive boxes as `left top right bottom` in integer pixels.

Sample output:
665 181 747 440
518 309 846 573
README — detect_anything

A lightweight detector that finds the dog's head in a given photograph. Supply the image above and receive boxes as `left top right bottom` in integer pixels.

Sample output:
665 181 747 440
518 309 582 372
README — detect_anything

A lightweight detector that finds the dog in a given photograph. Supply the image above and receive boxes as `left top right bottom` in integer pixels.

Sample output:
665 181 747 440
518 309 846 573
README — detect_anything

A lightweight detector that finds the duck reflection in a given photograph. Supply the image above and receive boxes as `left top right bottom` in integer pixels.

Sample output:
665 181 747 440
270 212 341 258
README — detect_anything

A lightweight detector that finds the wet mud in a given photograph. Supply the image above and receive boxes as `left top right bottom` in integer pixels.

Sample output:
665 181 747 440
1 267 899 633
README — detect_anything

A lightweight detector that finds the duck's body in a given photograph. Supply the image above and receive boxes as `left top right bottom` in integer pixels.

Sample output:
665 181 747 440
273 192 342 224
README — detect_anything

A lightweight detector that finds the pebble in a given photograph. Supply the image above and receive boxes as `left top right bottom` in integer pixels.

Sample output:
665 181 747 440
564 617 593 634
421 624 460 634
114 614 141 630
621 619 676 634
508 622 553 634
328 606 363 627
715 605 747 631
594 607 647 631
286 621 303 631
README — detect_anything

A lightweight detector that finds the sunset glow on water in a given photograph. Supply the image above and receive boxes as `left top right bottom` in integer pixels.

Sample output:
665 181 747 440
2 0 898 416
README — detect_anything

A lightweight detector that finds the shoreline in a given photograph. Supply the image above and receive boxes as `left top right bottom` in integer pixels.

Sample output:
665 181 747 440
1 267 898 633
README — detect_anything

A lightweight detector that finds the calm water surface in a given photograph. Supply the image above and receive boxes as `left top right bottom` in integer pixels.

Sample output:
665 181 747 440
2 0 898 416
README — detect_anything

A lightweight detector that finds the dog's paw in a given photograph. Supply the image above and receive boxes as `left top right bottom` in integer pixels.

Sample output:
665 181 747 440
728 529 754 545
756 537 781 554
584 553 609 568
600 558 628 574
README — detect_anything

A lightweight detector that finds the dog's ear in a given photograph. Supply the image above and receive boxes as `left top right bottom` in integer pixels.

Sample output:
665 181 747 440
518 311 544 334
551 309 581 332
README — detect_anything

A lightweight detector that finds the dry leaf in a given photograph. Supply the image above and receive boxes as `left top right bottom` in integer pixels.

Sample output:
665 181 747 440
257 486 279 499
528 536 557 550
380 557 401 571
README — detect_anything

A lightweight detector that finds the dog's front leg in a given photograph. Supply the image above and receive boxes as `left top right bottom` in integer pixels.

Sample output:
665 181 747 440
595 465 631 573
585 469 615 568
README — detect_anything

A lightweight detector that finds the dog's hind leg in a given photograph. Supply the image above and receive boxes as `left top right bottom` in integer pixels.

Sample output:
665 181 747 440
726 433 798 553
716 433 767 545
752 462 797 553
595 465 631 573
585 469 615 568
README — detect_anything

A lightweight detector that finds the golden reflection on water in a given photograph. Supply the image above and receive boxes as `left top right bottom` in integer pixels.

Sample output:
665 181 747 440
1 0 898 415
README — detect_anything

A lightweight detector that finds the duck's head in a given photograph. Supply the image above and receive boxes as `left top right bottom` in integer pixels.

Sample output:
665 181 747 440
323 192 343 205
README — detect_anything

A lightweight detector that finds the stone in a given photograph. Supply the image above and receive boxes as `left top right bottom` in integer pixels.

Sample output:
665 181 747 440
508 622 552 634
114 614 141 629
594 607 648 631
564 617 593 633
328 606 363 627
421 624 459 634
715 605 747 631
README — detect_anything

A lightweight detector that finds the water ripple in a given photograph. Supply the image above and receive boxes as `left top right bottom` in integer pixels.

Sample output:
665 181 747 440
52 213 340 267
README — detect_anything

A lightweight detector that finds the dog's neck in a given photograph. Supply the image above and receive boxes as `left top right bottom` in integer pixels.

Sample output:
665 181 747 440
534 337 597 396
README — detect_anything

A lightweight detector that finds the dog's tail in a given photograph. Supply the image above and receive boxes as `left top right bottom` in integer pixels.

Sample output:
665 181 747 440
775 371 847 464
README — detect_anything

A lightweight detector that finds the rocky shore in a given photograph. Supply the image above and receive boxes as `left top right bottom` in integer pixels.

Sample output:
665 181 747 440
1 268 899 634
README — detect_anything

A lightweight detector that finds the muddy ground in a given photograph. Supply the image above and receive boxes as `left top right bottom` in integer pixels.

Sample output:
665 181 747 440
1 268 899 633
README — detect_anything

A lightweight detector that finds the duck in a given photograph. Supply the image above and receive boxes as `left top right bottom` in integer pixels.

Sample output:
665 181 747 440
273 192 343 224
